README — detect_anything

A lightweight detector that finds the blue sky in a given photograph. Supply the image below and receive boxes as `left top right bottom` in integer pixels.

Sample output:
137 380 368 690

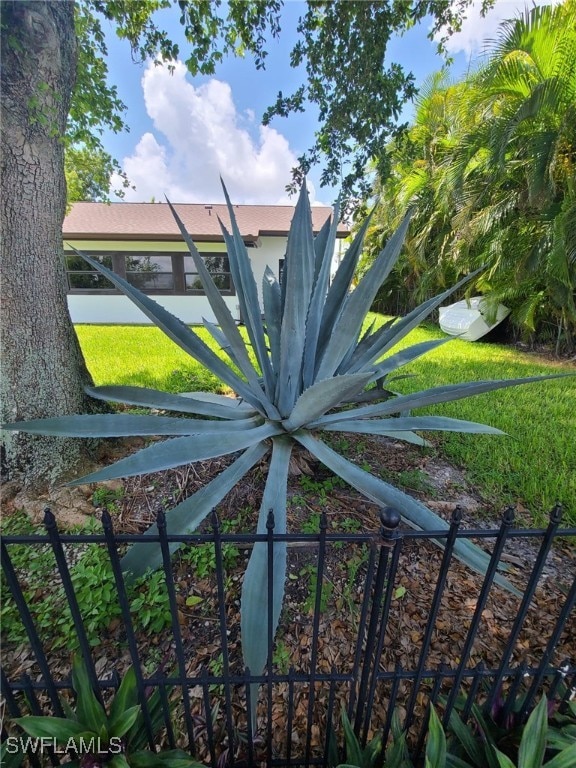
99 1 553 206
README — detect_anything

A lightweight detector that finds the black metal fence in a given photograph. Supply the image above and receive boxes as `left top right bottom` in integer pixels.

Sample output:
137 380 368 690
1 505 575 767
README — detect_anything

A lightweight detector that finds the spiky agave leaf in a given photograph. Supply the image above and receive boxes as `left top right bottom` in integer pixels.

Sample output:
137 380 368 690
5 179 571 731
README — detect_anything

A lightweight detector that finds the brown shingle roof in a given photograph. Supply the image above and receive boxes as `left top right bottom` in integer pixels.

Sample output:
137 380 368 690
63 202 348 242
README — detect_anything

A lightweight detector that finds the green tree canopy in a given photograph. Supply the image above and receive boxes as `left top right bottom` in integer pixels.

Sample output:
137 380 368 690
69 0 495 202
360 1 576 350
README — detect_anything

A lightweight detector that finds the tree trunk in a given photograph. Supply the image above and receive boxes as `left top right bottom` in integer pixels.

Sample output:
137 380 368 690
1 1 98 486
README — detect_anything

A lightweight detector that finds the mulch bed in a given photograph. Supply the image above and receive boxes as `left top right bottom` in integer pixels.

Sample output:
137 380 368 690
2 435 575 764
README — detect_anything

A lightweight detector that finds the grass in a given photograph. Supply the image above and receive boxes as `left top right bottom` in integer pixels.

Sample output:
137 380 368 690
75 321 576 527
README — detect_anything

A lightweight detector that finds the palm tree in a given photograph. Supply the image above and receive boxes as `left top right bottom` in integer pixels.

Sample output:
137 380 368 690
363 2 576 350
452 1 576 349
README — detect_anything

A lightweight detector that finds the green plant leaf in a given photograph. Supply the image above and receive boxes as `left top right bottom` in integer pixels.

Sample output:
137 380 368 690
425 707 447 768
70 656 108 734
385 709 412 768
547 728 576 751
493 749 516 768
341 709 365 767
241 437 292 729
446 756 476 768
130 750 204 768
109 667 138 725
125 683 166 752
544 743 576 768
282 372 374 432
185 595 203 607
69 423 280 485
85 386 256 419
108 755 131 768
448 709 485 767
13 716 92 741
518 696 548 768
121 443 268 578
2 414 262 437
0 742 25 768
109 705 141 738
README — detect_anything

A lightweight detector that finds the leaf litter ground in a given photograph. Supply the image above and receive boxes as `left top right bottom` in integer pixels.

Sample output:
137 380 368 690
2 434 574 764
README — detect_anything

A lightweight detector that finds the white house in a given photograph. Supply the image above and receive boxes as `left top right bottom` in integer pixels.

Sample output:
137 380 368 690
63 201 348 325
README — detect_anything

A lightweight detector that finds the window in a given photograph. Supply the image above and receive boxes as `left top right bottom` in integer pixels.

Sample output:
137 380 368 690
184 254 233 294
126 255 174 292
65 253 116 291
64 251 235 296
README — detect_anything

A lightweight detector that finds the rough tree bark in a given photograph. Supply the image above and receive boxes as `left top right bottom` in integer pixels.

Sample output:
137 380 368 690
1 1 98 486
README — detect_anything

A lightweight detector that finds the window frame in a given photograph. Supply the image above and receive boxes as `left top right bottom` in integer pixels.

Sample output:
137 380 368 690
64 249 236 297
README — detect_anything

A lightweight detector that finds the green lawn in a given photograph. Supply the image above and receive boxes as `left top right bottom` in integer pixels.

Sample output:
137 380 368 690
76 321 576 526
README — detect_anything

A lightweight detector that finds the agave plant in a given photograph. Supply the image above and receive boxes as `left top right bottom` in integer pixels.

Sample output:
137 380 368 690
3 181 565 725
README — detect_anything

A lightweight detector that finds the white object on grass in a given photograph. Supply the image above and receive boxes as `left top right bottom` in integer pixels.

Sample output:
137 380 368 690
439 297 510 341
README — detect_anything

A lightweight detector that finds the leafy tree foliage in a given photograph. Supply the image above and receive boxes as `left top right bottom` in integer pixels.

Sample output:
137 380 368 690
69 0 493 201
361 2 576 350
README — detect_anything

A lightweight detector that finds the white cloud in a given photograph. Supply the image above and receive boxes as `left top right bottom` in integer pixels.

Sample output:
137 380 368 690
436 0 562 57
114 60 315 205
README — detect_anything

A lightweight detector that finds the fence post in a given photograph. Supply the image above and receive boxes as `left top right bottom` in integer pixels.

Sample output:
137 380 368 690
485 503 564 717
210 510 235 765
304 511 328 768
101 509 155 748
43 508 102 703
404 506 463 731
156 509 197 755
0 534 64 718
442 505 516 727
354 507 401 735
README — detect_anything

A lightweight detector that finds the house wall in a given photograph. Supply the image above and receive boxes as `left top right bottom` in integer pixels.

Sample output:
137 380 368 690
65 237 288 325
65 234 344 325
67 294 239 325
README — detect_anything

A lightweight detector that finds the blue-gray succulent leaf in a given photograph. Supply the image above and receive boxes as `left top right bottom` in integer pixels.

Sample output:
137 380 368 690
316 210 412 381
167 199 267 402
121 443 268 578
276 181 315 416
85 386 256 419
241 437 292 729
2 414 262 437
295 432 519 595
68 423 281 485
282 372 374 432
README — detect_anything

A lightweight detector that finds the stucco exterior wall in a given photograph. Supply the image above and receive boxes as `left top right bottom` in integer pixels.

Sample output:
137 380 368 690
64 237 286 325
65 233 345 325
67 294 239 325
